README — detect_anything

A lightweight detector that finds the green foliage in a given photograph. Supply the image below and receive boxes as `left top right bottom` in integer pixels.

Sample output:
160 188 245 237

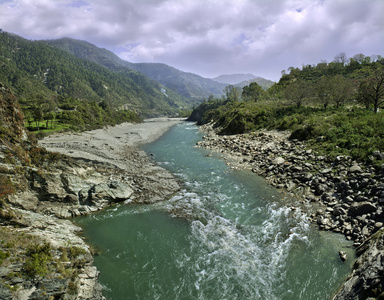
191 95 384 161
67 246 86 259
0 32 192 118
0 250 10 265
356 65 384 113
284 79 312 108
24 242 52 279
242 82 265 102
188 52 384 161
187 96 226 124
0 175 15 200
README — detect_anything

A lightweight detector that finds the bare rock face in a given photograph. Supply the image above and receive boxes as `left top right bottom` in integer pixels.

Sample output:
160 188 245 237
333 228 384 300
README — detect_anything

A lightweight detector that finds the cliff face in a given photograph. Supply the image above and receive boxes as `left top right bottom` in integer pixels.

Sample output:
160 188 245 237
0 83 104 299
333 228 384 299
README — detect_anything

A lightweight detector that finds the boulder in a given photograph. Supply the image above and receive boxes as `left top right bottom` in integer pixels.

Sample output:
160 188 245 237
348 202 377 216
349 164 363 173
339 251 347 261
272 157 285 165
87 181 133 205
333 207 347 217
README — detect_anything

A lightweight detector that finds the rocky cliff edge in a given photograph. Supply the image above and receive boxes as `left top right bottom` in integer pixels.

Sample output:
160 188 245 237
0 83 181 299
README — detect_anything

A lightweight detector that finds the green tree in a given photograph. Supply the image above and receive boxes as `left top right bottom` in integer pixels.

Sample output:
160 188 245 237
357 66 384 113
24 110 34 128
315 76 332 110
329 75 354 109
284 79 312 108
45 111 56 129
224 85 240 102
242 82 265 102
32 104 43 130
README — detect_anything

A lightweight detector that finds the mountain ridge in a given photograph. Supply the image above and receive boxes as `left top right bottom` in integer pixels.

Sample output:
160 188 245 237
45 37 226 99
0 31 191 117
212 73 275 90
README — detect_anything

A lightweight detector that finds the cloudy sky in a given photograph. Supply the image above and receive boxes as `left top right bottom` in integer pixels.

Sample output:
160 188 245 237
0 0 383 81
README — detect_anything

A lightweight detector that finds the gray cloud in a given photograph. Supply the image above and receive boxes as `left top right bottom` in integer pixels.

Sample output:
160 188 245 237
0 0 383 81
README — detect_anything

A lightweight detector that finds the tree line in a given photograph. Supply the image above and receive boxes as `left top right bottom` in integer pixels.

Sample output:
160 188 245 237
215 53 384 112
188 53 384 161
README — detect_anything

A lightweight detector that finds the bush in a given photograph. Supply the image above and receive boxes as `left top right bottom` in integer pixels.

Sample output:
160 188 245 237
192 98 384 161
0 175 15 200
24 242 52 279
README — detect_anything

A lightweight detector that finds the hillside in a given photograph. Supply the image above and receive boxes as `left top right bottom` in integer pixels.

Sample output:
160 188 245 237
44 37 227 99
0 31 189 117
212 73 275 90
235 77 275 90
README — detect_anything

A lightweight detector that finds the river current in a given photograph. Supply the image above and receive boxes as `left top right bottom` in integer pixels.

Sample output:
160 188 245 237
76 122 354 300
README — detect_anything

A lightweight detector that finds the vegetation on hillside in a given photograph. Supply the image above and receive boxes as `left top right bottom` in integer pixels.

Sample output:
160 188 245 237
189 53 384 162
0 31 190 126
45 37 226 100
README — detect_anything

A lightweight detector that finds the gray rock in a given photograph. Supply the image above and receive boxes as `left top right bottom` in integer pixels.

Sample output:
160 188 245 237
314 183 328 196
88 181 133 204
333 229 384 300
372 150 384 160
333 207 347 216
348 202 377 216
339 251 347 261
349 164 363 173
301 173 313 182
0 267 11 278
272 157 285 165
321 168 332 174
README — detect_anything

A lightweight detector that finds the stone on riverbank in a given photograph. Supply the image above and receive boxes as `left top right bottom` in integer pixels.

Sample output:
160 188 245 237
196 122 384 300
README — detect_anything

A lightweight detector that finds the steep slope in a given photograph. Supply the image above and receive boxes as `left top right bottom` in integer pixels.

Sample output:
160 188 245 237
0 83 104 299
45 37 226 99
0 31 186 117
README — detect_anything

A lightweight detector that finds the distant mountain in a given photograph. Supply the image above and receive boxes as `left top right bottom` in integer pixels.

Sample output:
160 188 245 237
211 74 257 85
212 73 275 90
45 38 226 99
235 78 275 90
0 32 189 117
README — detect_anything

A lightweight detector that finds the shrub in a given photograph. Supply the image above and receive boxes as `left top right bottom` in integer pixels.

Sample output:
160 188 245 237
0 250 10 265
0 175 15 200
23 242 52 279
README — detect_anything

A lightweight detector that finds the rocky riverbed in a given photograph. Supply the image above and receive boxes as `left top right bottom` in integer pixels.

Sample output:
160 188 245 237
0 85 183 300
196 122 384 299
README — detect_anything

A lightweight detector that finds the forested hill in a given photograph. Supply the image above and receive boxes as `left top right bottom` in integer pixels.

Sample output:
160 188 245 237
44 37 227 99
188 53 384 161
0 31 190 117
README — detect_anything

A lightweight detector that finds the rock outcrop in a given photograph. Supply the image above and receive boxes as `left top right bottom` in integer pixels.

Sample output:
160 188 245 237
333 228 384 299
0 83 181 299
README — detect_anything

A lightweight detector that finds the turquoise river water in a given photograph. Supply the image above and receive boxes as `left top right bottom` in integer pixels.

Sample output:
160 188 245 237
75 122 355 300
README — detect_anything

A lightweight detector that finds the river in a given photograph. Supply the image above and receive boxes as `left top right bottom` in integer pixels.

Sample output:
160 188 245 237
75 122 354 300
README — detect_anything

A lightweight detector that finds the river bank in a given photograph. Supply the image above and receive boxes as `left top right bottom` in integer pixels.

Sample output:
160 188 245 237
39 117 184 209
0 115 183 299
196 122 384 299
77 121 355 300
